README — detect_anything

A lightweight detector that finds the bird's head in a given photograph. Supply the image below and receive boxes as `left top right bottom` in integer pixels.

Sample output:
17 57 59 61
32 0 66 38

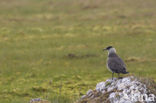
103 46 116 53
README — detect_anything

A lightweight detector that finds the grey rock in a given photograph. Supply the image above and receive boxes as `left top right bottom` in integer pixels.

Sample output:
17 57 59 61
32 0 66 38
96 81 106 92
29 98 51 103
86 89 93 97
81 95 86 100
30 98 41 103
81 76 156 103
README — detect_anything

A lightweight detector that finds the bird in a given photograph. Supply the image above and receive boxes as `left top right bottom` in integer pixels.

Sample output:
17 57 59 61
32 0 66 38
103 46 129 80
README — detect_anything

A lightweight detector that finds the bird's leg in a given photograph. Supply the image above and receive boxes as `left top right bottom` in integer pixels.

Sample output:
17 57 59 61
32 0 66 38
118 73 120 78
112 72 114 80
118 73 123 79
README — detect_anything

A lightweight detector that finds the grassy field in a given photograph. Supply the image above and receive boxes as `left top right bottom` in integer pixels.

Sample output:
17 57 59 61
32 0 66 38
0 0 156 102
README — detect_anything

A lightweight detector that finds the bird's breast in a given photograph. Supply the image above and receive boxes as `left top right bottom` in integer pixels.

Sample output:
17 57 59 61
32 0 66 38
106 59 113 73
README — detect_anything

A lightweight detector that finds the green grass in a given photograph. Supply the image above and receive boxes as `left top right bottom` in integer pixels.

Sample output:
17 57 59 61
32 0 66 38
0 0 156 102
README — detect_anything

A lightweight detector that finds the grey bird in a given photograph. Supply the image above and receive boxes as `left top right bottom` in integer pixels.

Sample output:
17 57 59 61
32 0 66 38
103 46 129 80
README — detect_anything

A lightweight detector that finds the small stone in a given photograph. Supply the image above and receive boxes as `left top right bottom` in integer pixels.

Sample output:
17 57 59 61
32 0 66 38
107 86 116 92
96 82 105 92
86 89 93 97
101 90 106 94
30 98 41 103
81 95 86 99
29 98 51 103
117 83 126 90
109 92 116 103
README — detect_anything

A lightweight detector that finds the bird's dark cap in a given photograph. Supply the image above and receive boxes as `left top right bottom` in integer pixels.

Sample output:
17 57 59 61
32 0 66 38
106 46 113 50
103 46 113 51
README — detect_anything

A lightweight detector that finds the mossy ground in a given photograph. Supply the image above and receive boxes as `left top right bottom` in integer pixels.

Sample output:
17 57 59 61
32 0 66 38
0 0 156 103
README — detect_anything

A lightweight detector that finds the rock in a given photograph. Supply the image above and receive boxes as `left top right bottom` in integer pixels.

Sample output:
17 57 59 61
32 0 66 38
96 82 106 92
30 98 51 103
78 76 156 103
81 95 87 100
87 89 93 96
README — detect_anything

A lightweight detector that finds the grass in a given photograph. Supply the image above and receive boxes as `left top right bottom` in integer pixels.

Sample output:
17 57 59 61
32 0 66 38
0 0 156 102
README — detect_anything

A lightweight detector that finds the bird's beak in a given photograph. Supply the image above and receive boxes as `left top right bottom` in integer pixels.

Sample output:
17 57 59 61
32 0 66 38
103 48 107 51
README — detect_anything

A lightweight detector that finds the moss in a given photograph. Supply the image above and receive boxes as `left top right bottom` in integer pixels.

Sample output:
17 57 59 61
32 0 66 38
105 82 112 87
115 93 120 99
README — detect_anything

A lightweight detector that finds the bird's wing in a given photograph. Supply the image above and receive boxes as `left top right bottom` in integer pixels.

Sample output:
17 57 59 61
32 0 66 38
108 57 127 73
